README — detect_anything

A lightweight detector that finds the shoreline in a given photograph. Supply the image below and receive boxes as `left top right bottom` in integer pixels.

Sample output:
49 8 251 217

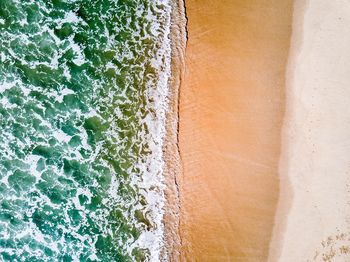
161 0 187 260
178 0 293 260
269 0 350 261
268 0 306 260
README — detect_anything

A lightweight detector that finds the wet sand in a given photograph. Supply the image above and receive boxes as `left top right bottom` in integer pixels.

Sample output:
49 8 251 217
162 0 186 260
178 0 293 260
269 1 350 261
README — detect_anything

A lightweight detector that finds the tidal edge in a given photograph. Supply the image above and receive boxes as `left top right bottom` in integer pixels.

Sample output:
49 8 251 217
161 0 187 260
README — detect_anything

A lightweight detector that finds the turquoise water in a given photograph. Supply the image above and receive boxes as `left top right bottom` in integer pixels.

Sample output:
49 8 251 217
0 0 171 261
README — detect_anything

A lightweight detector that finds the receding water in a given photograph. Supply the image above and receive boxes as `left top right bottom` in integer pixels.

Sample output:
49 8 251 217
0 0 171 261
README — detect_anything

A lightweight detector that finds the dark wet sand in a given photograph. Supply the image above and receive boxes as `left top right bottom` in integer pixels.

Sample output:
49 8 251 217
179 0 293 260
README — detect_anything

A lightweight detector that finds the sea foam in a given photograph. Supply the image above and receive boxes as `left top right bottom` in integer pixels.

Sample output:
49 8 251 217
0 0 172 260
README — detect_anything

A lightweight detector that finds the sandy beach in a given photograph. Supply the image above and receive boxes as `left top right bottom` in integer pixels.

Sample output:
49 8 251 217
269 0 350 261
178 0 293 260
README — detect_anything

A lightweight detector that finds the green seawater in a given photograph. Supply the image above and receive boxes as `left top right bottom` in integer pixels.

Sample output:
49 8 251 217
0 0 171 261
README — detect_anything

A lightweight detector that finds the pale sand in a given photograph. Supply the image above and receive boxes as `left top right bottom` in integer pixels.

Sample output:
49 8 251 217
178 0 293 260
269 0 350 261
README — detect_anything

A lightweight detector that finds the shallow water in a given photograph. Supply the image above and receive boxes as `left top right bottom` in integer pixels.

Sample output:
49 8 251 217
0 0 171 261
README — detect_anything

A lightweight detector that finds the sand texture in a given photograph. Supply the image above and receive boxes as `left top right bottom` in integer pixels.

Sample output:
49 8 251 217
269 0 350 261
178 0 293 260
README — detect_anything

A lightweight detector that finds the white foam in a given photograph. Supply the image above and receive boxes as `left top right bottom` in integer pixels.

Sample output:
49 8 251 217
70 42 86 66
52 129 71 143
0 81 15 93
56 88 75 103
19 19 28 27
128 1 173 260
63 65 72 80
62 11 80 24
0 97 16 109
25 154 42 179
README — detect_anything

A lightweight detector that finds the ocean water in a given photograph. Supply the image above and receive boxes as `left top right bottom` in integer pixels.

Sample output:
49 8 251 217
0 0 172 261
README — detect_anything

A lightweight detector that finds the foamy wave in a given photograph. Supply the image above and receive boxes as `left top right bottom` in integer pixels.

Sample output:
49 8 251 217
0 0 173 260
128 0 173 260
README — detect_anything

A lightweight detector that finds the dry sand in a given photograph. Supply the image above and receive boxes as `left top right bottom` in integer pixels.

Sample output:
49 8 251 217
178 0 293 260
269 0 350 261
